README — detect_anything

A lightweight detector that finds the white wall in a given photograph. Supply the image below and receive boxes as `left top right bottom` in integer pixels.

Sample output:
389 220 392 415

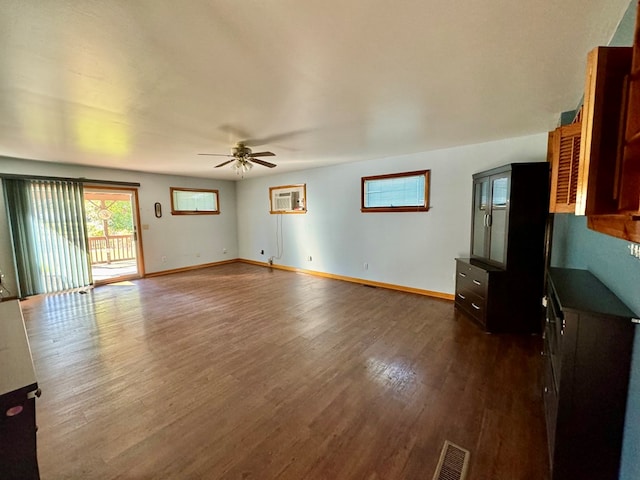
0 157 238 295
237 133 548 295
0 133 548 297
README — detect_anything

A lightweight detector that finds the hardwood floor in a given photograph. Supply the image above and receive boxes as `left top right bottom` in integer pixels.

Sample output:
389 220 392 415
21 262 549 479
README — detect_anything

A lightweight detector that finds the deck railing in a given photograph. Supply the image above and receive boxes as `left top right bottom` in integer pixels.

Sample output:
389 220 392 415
88 235 135 264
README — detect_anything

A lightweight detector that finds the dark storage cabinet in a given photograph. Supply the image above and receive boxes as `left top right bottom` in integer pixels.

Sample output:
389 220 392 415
0 300 41 480
455 162 550 333
544 268 637 480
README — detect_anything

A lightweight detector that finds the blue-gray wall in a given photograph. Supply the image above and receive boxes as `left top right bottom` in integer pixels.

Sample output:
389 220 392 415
550 3 639 478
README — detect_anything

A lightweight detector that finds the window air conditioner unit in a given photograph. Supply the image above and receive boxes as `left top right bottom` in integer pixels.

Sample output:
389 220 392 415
274 191 299 211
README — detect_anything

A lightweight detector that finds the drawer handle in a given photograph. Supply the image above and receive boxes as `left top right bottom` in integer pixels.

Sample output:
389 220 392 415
472 280 481 286
471 303 480 310
458 272 467 278
457 293 466 300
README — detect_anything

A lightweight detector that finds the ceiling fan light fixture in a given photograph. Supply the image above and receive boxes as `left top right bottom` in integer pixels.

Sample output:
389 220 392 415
232 156 253 177
202 142 276 173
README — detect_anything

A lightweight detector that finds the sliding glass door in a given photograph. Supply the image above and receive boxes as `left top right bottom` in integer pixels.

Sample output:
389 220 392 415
83 187 143 284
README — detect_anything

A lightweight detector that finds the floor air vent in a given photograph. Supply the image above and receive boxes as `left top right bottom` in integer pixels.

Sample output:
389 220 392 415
432 441 470 480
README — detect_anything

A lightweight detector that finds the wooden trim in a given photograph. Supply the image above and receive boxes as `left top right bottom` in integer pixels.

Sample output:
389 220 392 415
587 214 640 243
149 258 455 300
360 206 430 213
170 187 220 215
0 296 18 302
238 258 454 301
132 188 145 277
268 210 307 214
145 259 238 278
0 173 140 187
361 170 430 212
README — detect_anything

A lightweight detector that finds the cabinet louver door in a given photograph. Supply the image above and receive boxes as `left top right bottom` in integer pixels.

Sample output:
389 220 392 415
549 123 582 213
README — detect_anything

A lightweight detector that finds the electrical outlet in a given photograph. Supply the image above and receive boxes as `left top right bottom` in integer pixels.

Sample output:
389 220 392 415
260 250 264 255
307 255 312 262
364 262 369 270
223 248 227 254
162 256 167 263
629 244 640 259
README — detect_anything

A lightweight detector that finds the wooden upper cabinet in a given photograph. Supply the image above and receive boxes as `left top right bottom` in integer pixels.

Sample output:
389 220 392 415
548 122 581 213
575 46 632 216
618 2 640 213
564 5 640 243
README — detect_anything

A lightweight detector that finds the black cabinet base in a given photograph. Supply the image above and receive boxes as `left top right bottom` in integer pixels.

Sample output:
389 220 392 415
544 268 635 479
0 387 40 480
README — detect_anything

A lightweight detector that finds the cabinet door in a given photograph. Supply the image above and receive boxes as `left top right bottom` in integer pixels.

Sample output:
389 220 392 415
619 8 640 212
488 173 510 265
548 122 582 213
576 47 632 215
471 177 490 258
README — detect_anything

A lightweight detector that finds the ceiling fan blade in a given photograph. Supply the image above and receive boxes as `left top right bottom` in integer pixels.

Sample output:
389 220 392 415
250 158 277 168
218 124 253 141
248 151 275 157
214 159 235 168
198 153 233 157
242 129 312 147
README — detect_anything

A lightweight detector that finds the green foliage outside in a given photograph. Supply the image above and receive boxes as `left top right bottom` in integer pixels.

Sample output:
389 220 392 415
85 200 133 237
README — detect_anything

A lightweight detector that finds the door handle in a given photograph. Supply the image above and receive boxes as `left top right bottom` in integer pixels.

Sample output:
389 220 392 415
486 214 492 227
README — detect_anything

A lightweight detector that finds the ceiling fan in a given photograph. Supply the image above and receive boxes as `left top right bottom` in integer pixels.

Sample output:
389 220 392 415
198 142 277 175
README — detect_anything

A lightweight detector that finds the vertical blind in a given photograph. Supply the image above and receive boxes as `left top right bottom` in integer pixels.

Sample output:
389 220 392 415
3 178 91 296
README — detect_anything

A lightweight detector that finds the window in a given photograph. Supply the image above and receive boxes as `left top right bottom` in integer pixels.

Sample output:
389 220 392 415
361 170 430 212
269 184 307 214
170 187 219 215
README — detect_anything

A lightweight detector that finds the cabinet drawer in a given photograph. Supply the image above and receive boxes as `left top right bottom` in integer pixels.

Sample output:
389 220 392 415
456 268 488 299
455 288 486 325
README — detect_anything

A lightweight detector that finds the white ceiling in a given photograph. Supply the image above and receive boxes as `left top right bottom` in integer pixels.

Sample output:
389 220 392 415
0 0 631 180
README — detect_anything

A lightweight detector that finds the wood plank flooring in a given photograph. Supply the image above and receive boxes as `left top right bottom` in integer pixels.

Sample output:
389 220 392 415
20 262 549 479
